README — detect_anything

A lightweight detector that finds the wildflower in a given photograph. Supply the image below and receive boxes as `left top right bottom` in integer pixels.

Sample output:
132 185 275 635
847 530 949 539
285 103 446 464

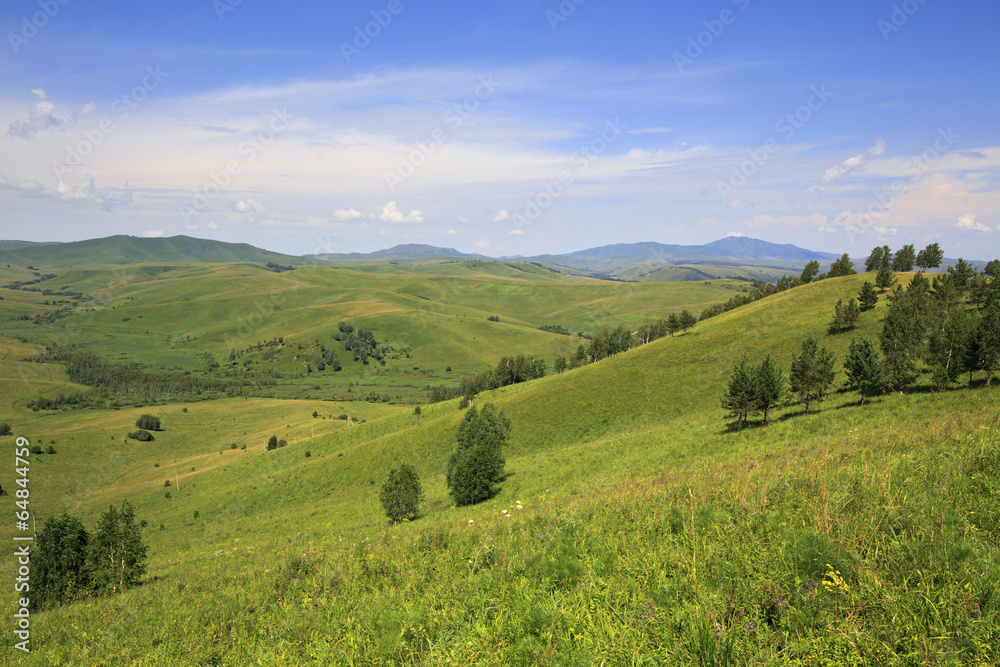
468 520 474 525
746 622 755 635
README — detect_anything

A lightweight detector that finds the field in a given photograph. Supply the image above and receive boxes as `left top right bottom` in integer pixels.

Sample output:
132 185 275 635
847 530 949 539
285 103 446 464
0 261 997 665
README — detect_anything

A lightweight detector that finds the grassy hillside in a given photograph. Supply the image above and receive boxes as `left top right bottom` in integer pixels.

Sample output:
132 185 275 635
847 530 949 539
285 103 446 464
1 272 997 664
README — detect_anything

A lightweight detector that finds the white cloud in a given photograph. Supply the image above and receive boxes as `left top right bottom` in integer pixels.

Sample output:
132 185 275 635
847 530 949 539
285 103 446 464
474 239 490 249
458 216 470 224
727 199 748 209
143 230 164 238
333 208 363 221
725 231 745 238
509 229 524 236
445 229 457 236
7 89 96 140
207 222 219 230
820 139 886 185
379 201 424 224
494 209 510 223
868 138 887 158
233 199 263 214
957 213 992 233
0 172 133 209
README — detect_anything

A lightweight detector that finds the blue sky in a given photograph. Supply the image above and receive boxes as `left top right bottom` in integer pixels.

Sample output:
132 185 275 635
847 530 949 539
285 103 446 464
1 0 998 259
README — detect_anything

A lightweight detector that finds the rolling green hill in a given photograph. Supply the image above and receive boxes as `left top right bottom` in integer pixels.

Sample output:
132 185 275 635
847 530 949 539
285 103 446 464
1 270 997 664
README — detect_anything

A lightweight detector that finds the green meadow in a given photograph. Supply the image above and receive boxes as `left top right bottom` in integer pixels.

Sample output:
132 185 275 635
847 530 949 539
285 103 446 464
0 261 997 664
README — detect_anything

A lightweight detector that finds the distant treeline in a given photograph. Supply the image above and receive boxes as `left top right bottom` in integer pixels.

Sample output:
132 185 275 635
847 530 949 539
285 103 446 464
28 349 260 410
429 355 547 402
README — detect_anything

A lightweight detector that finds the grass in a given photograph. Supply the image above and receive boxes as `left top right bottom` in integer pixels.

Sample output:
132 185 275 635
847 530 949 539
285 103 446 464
0 268 997 664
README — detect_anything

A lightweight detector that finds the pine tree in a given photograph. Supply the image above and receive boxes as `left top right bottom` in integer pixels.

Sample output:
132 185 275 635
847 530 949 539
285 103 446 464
666 313 680 337
948 258 977 292
927 279 974 389
789 337 836 414
915 242 944 270
828 253 857 278
978 285 1000 386
843 337 885 405
875 264 897 293
858 281 878 311
754 354 784 426
678 310 697 334
720 354 756 430
880 272 932 392
86 501 148 595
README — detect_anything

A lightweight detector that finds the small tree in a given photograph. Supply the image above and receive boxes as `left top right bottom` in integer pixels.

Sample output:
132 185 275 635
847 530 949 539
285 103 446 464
413 406 422 426
915 243 944 270
892 244 916 272
666 313 680 337
33 513 90 611
379 463 424 523
875 264 896 293
828 253 857 278
447 404 510 506
829 299 860 334
790 337 836 414
135 414 161 431
858 281 879 311
266 435 278 451
86 501 148 595
0 422 12 436
678 310 697 334
754 355 784 426
721 354 756 430
554 355 567 373
800 260 820 284
843 337 885 405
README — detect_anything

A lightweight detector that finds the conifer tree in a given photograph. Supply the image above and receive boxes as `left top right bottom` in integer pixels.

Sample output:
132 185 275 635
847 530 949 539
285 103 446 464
790 337 836 414
875 264 897 293
678 310 697 334
880 272 932 391
843 337 885 405
754 354 784 426
86 501 148 595
720 354 756 430
858 281 879 311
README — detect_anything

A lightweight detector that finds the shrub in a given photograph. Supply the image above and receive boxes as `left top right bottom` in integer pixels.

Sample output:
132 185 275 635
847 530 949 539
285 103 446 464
30 444 44 454
267 435 278 450
135 414 161 431
379 463 424 523
278 439 288 448
46 445 56 454
0 422 12 436
128 430 154 441
338 414 349 420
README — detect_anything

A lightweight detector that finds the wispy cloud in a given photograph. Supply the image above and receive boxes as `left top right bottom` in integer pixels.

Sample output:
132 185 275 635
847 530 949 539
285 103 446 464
7 89 96 140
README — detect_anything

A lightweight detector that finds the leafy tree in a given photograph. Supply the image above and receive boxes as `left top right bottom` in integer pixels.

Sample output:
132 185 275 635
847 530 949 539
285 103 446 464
926 284 974 390
865 246 888 273
413 406 422 427
666 313 680 337
135 414 161 431
678 310 697 334
915 243 944 270
33 513 90 611
985 259 1000 279
554 355 567 373
800 260 820 284
127 430 154 442
880 272 933 392
843 337 885 405
858 281 879 311
0 421 12 436
446 404 510 506
720 354 756 430
266 435 278 451
789 337 836 414
892 244 916 272
379 463 424 523
947 258 977 292
828 253 857 278
86 501 148 595
755 355 785 426
875 264 897 293
829 298 861 334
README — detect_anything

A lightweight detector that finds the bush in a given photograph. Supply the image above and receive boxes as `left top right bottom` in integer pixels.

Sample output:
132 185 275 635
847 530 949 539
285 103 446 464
46 445 56 454
278 439 288 448
0 421 12 436
267 435 278 451
338 414 349 420
447 404 510 506
135 414 161 431
379 463 424 523
30 444 44 454
128 430 154 442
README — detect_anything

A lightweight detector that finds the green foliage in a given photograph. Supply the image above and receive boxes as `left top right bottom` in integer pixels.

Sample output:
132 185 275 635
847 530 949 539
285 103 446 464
866 245 893 273
447 404 510 506
829 298 861 334
553 355 567 373
789 336 836 413
800 260 820 284
828 253 857 278
948 258 977 291
755 354 785 426
916 242 944 270
267 435 278 451
881 272 933 391
720 354 756 430
678 309 697 333
278 439 288 448
127 430 154 441
875 264 896 293
926 279 975 390
0 421 11 436
843 337 885 405
379 463 424 523
86 500 148 595
135 414 161 431
857 281 878 311
892 244 916 272
33 513 90 611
